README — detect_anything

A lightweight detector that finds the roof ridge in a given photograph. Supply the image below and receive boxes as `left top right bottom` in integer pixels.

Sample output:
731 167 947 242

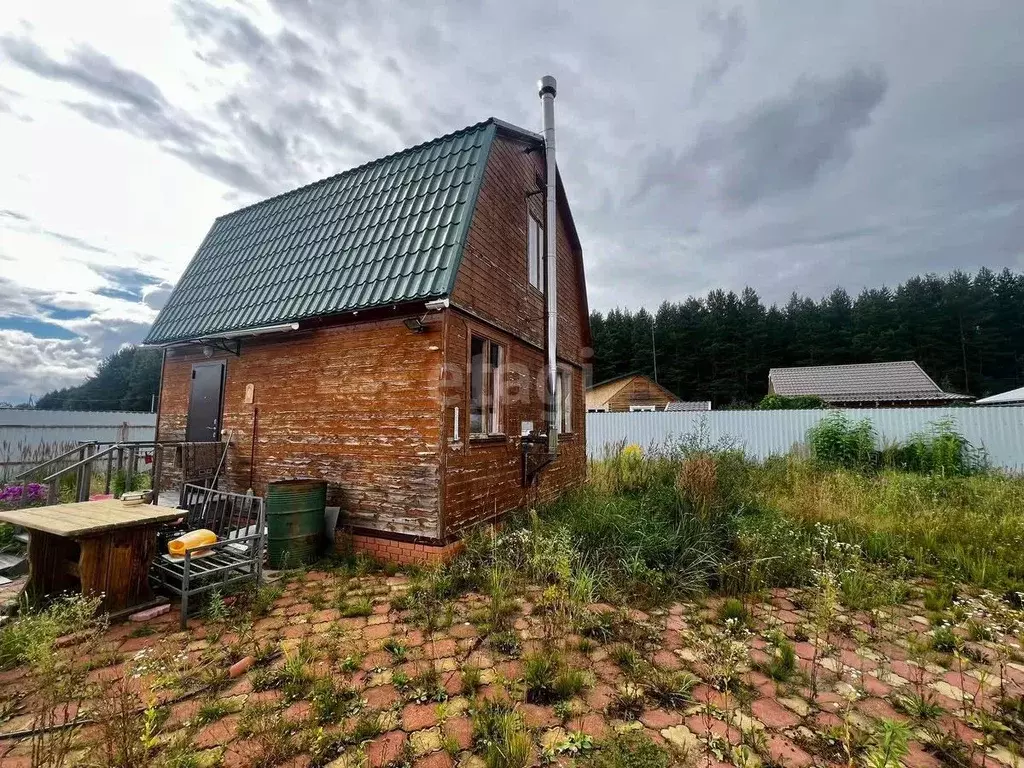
770 360 918 372
215 118 498 223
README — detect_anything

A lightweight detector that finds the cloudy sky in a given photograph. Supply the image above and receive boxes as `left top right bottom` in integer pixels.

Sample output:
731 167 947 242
1 1 1022 403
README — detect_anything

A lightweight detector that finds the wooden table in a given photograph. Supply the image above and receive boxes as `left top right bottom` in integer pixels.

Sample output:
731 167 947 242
0 500 184 612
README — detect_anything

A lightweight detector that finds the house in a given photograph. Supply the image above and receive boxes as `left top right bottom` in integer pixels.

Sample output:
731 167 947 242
664 401 712 412
767 361 972 408
974 386 1024 406
145 84 590 563
586 373 681 412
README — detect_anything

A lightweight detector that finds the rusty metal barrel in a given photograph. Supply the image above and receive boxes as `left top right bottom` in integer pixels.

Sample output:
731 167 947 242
265 479 326 569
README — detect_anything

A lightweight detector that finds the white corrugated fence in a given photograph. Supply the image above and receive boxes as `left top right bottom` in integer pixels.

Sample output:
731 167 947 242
0 409 157 480
586 407 1024 472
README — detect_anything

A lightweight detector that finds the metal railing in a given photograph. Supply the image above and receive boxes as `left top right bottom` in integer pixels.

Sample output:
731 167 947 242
9 440 181 507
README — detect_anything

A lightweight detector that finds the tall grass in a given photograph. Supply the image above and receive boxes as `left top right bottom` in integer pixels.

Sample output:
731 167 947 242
583 433 1023 594
544 484 735 600
751 458 1024 589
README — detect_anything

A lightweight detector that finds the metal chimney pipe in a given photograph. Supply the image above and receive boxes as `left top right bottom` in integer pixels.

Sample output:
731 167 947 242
539 75 559 456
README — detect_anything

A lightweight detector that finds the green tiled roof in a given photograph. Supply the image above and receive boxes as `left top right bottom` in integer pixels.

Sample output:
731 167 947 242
145 120 500 344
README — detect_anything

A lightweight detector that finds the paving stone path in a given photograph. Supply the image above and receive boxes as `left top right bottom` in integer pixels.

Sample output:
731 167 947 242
0 570 1021 767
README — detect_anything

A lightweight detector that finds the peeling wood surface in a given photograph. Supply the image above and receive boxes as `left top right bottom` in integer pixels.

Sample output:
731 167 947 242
158 320 442 539
156 134 590 544
442 134 589 535
451 135 588 365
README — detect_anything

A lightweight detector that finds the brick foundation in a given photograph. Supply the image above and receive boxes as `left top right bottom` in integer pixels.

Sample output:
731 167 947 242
335 530 465 566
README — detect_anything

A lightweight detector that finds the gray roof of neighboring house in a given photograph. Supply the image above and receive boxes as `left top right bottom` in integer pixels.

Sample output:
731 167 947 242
768 361 972 403
664 401 711 411
975 385 1024 405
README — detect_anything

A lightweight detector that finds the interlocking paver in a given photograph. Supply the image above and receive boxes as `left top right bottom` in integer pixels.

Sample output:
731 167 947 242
1 567 1016 768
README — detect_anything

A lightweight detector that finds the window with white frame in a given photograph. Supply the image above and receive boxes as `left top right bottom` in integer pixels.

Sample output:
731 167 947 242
528 214 544 290
469 335 504 436
556 368 572 434
629 405 657 412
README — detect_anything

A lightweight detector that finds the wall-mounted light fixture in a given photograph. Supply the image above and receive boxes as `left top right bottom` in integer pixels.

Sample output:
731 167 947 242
403 298 450 334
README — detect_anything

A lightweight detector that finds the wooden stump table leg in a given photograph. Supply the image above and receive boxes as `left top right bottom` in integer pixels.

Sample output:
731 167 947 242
25 530 80 606
78 525 159 613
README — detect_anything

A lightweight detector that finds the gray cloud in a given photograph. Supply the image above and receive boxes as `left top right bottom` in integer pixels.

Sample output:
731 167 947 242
0 37 164 111
690 6 747 105
3 0 1024 401
2 34 275 196
1 208 113 254
637 67 888 213
142 282 174 311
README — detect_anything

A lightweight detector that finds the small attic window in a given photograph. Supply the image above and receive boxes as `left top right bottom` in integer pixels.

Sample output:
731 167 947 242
528 214 543 290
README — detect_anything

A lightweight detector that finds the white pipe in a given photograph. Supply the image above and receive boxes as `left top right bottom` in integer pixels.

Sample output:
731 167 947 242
161 321 300 347
539 74 558 457
205 322 299 340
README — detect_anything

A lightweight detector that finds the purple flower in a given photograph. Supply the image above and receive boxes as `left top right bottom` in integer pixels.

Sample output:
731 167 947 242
0 482 48 505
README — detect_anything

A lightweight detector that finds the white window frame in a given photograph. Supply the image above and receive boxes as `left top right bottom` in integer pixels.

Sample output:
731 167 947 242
629 405 657 412
556 367 572 434
528 214 544 290
470 335 504 437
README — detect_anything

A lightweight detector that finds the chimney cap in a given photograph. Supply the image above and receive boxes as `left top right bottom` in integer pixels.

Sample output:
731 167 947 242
538 75 557 98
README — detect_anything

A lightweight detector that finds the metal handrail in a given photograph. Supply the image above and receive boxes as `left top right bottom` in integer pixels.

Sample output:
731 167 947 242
11 439 219 509
12 442 95 480
43 444 120 483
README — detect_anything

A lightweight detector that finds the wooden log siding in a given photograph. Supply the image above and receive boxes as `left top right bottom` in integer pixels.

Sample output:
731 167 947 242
451 135 588 366
157 319 444 539
440 309 586 535
155 135 590 547
442 133 589 534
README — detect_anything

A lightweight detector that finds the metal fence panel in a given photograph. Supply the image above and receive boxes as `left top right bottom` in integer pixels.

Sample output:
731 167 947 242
0 410 157 480
586 407 1024 472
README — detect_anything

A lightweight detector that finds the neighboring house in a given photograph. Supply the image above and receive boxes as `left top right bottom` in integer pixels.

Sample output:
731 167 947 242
664 401 712 412
975 386 1024 406
768 361 972 408
586 373 680 412
145 111 590 563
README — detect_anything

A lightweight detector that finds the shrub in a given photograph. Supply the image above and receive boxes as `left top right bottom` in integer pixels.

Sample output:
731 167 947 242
756 394 827 410
111 469 150 500
808 413 877 470
880 420 987 476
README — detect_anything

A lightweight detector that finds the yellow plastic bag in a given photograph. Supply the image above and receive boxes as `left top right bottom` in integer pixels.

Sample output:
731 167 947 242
168 529 217 557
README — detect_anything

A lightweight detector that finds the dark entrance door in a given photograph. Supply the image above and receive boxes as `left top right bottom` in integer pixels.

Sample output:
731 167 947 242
186 362 225 442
